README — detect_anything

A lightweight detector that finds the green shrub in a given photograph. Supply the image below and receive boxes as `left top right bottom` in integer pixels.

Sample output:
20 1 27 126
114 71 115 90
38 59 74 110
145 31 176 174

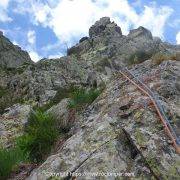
68 88 101 109
0 91 24 114
16 110 59 163
0 147 27 180
0 87 6 98
36 86 102 113
35 85 78 112
127 50 152 65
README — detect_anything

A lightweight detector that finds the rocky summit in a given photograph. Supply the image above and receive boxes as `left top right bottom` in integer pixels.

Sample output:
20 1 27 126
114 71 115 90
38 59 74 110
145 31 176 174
0 17 180 180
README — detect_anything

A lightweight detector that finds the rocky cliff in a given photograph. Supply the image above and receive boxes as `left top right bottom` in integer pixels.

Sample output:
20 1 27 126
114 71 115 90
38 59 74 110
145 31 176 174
0 31 33 68
0 17 180 179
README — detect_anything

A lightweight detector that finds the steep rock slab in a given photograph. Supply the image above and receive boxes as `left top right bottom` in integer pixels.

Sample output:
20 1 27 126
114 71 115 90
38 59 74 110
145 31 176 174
27 59 180 179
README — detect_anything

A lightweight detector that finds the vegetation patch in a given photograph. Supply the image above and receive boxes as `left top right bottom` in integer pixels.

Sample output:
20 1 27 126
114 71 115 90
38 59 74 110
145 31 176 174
16 110 59 163
0 62 32 75
0 109 67 179
127 50 153 65
0 85 102 178
152 52 180 65
95 57 111 72
0 90 24 114
0 147 27 180
68 87 102 110
135 129 146 147
36 85 103 113
35 85 79 112
0 86 6 98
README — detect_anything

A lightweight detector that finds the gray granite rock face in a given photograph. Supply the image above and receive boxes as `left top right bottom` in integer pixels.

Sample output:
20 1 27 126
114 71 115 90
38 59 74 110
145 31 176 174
67 17 180 70
1 17 180 109
47 98 70 130
128 26 153 40
89 17 122 38
27 60 180 180
0 104 31 148
0 17 180 180
0 34 33 68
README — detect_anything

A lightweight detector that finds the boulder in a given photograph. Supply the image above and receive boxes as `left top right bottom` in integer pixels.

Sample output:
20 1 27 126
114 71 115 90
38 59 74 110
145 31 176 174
47 98 70 131
128 26 153 40
79 36 89 43
0 104 31 148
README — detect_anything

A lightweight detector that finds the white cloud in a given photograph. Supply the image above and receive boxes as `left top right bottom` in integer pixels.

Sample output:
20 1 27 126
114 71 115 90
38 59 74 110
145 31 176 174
0 0 9 8
29 50 41 62
31 0 139 40
48 53 64 59
131 0 142 8
169 19 180 28
27 30 36 45
136 5 173 38
0 12 12 22
12 40 19 46
0 0 12 22
13 0 173 44
41 41 62 52
26 29 41 62
176 31 180 44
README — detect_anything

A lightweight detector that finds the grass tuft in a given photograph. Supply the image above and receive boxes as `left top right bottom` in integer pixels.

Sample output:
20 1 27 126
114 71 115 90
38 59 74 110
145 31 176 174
0 147 27 180
68 88 101 110
127 50 153 65
16 110 59 163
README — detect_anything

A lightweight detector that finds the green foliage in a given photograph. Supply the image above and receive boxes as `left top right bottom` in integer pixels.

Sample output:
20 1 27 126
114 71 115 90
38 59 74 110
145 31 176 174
0 147 27 180
127 50 152 65
16 110 59 163
52 86 78 105
35 85 78 112
35 85 103 113
0 90 24 114
0 87 6 98
95 57 111 72
68 88 101 110
0 62 32 75
135 129 146 147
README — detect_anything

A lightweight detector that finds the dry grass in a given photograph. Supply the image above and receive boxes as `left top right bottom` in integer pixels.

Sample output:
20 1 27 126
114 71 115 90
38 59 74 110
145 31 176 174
152 52 180 65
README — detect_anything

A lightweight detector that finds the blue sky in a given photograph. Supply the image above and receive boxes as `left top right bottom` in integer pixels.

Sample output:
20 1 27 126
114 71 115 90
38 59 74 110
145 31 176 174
0 0 180 62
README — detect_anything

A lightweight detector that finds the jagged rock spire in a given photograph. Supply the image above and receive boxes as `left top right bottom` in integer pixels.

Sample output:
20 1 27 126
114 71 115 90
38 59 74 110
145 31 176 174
89 17 122 38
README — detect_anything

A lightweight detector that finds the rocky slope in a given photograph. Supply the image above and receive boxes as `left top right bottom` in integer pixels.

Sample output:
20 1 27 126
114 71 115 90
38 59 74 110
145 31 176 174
0 31 33 68
0 17 180 179
27 59 180 180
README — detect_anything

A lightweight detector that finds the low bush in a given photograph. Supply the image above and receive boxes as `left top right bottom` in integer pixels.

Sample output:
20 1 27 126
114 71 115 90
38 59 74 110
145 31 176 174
127 50 152 65
16 110 59 163
0 147 27 180
0 87 6 98
0 91 23 114
152 52 180 65
169 52 180 61
68 88 101 110
35 85 78 112
151 53 169 65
